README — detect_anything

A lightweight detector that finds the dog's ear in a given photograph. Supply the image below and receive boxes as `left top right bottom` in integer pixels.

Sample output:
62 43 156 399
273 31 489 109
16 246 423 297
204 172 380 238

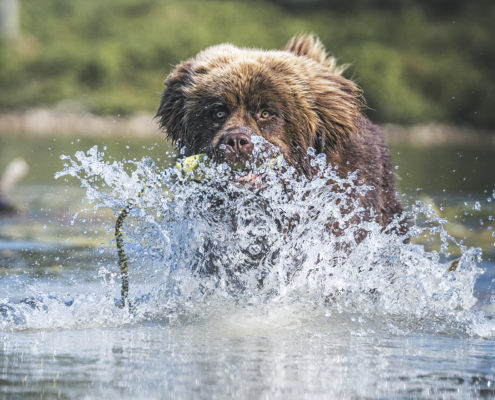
311 74 363 153
155 61 193 145
285 34 359 151
284 34 346 75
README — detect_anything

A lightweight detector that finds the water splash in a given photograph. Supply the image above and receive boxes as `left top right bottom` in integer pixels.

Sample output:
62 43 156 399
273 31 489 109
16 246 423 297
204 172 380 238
2 143 493 338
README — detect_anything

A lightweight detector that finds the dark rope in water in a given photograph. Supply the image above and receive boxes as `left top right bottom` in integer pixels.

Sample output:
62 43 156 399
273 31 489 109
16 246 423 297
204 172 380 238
115 154 209 308
115 169 170 308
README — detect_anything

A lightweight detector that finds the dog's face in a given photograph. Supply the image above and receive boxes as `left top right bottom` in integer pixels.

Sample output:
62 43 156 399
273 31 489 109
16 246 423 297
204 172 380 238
156 35 362 175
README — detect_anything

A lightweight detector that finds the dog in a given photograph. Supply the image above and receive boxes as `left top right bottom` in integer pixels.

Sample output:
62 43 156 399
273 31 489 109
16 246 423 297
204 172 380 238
155 34 404 236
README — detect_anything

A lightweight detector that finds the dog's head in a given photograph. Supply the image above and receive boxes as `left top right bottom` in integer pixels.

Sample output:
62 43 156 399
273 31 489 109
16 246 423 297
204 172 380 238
156 35 362 175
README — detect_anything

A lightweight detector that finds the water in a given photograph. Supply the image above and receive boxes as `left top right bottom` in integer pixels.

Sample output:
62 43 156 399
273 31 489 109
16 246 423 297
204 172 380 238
1 135 494 399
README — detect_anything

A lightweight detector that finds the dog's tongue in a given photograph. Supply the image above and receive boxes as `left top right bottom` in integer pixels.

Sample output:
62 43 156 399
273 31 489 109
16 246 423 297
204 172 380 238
234 173 261 186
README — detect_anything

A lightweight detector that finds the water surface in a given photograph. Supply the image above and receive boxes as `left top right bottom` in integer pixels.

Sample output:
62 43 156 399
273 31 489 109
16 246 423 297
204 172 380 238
1 134 494 399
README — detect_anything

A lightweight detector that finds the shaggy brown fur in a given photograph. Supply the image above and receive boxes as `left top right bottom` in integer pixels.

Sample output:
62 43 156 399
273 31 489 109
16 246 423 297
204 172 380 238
156 34 403 229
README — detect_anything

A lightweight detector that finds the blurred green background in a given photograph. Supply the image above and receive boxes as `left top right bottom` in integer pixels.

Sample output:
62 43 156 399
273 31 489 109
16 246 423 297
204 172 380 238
0 0 494 128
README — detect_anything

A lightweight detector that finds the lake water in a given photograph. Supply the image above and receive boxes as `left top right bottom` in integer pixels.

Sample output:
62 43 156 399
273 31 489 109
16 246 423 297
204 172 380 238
0 135 494 399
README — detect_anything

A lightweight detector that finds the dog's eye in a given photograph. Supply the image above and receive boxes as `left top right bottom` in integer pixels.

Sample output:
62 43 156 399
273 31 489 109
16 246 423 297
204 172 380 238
260 110 272 120
215 110 227 120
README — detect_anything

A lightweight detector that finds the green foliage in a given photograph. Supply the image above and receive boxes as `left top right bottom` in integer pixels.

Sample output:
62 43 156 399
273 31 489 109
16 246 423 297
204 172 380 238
0 0 493 128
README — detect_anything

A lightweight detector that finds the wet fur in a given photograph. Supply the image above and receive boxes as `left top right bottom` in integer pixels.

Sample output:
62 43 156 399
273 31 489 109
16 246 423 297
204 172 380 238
156 34 403 229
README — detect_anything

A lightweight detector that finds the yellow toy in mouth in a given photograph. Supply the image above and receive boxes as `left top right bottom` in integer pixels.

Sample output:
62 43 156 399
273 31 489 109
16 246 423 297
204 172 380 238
115 153 282 308
176 153 281 179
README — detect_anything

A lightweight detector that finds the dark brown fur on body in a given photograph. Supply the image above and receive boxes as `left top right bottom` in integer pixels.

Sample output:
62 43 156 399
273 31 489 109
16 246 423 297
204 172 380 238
156 34 403 230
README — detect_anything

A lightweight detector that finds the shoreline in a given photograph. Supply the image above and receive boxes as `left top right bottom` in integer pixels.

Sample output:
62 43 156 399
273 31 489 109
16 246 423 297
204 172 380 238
1 108 494 147
0 108 160 139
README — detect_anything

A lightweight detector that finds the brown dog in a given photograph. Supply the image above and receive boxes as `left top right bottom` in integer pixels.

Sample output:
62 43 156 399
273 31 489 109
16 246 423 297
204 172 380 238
156 35 403 231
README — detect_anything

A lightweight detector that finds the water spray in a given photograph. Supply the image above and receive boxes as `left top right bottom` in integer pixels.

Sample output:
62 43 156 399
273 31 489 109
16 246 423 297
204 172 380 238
115 153 281 308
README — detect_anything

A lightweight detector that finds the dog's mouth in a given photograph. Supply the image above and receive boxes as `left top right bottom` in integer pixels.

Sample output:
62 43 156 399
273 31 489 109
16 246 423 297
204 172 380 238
199 135 282 188
212 143 253 168
207 135 282 183
207 148 260 187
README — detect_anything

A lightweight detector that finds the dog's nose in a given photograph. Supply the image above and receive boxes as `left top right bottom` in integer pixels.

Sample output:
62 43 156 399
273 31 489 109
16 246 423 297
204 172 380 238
223 132 253 156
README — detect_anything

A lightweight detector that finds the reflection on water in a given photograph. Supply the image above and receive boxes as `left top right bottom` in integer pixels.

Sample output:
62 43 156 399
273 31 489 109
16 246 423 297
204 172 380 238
0 134 494 398
2 318 495 398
